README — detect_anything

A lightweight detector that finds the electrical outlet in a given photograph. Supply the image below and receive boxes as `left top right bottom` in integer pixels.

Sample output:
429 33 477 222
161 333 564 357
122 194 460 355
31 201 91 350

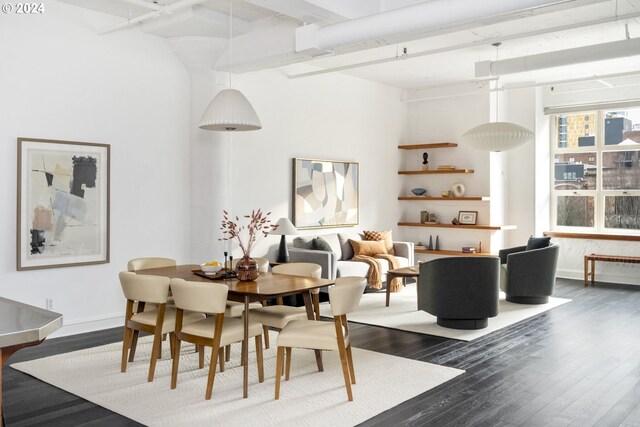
45 297 54 311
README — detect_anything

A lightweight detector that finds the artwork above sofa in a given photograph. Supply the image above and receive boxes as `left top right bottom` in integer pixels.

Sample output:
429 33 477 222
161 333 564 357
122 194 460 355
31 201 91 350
288 231 414 291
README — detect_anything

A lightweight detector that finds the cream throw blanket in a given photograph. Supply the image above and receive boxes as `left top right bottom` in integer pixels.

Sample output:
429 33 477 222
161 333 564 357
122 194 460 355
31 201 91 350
351 254 402 291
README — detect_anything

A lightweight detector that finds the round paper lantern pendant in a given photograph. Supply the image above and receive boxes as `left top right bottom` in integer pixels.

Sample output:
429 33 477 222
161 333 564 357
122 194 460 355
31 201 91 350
461 122 533 152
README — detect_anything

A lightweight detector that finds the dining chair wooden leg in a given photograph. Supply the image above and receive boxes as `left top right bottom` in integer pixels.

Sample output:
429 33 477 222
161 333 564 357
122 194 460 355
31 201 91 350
218 348 225 372
205 346 221 400
225 344 231 362
120 326 132 373
274 346 284 400
255 335 264 383
313 293 320 320
169 332 175 358
198 345 205 369
263 326 270 349
345 343 356 384
170 338 182 389
148 331 163 382
335 319 353 401
285 347 292 381
128 330 140 362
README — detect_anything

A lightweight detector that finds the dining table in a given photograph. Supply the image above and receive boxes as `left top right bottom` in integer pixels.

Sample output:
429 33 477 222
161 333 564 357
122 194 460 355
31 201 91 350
135 264 334 398
1 297 63 425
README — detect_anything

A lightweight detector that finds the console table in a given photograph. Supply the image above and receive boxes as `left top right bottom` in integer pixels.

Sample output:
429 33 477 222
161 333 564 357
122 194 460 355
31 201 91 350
0 298 62 425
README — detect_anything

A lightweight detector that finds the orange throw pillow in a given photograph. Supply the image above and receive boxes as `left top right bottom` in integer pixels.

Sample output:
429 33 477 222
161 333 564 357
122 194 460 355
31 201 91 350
349 239 387 257
363 230 395 255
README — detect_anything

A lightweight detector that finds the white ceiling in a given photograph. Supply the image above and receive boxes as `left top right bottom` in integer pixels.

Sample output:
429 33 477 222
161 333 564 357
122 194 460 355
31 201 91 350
58 0 640 91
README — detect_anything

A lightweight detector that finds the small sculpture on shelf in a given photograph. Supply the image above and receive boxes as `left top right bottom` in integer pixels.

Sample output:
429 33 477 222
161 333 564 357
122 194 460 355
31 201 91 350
452 182 466 197
452 217 460 225
412 187 427 196
421 152 429 170
441 190 452 197
435 236 440 250
428 235 433 250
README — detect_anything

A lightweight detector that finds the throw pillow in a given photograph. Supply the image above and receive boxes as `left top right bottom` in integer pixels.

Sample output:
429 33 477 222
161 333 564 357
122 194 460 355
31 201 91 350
363 230 395 255
526 235 551 250
349 239 387 257
312 237 333 252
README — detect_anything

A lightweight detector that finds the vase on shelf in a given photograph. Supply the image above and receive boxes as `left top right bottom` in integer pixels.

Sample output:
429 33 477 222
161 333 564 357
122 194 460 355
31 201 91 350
235 255 259 281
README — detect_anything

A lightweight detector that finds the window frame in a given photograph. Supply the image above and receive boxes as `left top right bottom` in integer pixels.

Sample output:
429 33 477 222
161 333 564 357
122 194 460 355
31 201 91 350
551 109 640 235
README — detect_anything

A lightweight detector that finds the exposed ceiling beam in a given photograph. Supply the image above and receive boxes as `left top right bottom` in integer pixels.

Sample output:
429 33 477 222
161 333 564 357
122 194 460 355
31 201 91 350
98 0 208 35
244 0 379 24
287 10 640 79
476 37 640 77
295 0 608 55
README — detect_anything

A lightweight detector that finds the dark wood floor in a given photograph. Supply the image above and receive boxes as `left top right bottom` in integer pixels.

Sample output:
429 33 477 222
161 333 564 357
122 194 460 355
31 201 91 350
3 278 640 426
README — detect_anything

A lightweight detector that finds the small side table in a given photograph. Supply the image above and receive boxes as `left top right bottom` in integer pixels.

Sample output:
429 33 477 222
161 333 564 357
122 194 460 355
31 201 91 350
386 266 420 307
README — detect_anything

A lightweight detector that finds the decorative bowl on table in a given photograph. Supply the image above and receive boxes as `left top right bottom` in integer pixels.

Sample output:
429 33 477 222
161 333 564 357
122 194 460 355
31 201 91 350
411 188 428 196
200 262 222 275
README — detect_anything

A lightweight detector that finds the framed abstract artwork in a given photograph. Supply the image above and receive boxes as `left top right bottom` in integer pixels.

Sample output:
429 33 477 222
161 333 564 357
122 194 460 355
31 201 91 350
17 138 110 270
293 158 359 229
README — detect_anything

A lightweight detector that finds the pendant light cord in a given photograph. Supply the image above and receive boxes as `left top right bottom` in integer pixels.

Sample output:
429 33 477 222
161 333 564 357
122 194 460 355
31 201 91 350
493 42 501 123
228 1 232 88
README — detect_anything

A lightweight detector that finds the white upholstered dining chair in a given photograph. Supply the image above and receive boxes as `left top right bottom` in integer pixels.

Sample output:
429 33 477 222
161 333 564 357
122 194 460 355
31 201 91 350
169 278 265 399
250 262 322 348
274 276 366 401
119 272 204 382
127 257 177 272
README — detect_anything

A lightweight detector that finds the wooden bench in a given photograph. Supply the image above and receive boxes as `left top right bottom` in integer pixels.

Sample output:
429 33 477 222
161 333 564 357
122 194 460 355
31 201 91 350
584 254 640 287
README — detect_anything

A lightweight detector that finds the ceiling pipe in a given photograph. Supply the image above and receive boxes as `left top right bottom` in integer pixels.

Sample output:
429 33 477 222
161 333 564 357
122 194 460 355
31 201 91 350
119 0 161 11
98 0 208 35
476 37 640 77
295 0 607 55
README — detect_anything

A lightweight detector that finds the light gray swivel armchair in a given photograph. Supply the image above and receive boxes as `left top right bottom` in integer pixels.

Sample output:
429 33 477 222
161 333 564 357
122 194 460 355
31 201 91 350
417 257 500 330
499 243 559 304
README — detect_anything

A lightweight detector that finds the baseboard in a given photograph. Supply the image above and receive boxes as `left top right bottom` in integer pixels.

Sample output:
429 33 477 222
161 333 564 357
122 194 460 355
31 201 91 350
556 268 640 286
50 312 124 338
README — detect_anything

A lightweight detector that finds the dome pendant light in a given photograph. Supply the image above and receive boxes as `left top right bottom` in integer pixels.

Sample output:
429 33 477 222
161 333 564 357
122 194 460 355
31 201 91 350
462 43 532 152
199 2 261 132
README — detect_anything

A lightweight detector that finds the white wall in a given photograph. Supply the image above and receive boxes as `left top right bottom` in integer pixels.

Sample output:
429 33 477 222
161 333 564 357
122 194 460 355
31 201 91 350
404 92 494 256
190 68 406 260
505 88 537 245
0 2 191 335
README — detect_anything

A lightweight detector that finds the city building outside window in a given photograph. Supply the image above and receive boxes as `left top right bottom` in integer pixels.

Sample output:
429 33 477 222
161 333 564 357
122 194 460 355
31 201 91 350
552 108 640 234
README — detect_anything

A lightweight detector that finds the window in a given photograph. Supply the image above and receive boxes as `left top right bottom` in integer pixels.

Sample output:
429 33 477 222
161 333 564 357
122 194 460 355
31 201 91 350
552 108 640 234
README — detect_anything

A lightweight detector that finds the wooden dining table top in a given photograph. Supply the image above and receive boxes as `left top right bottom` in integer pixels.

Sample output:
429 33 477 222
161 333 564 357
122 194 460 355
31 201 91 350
135 264 334 301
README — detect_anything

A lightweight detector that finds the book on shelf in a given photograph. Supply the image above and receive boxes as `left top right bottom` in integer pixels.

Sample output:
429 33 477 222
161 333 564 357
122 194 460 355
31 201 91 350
461 246 477 253
436 164 456 170
415 245 426 250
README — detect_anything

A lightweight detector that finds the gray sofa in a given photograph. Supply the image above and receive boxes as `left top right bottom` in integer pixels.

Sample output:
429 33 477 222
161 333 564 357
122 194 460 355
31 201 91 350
288 231 414 290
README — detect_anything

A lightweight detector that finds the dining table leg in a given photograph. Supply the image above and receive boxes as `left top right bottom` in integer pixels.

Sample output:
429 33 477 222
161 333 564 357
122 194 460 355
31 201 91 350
302 291 323 372
242 295 249 398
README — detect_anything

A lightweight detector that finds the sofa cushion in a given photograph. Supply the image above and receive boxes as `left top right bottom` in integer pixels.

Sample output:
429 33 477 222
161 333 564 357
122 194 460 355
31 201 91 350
336 260 370 277
312 237 333 252
363 230 395 255
293 233 341 255
350 239 387 257
526 236 551 250
338 232 362 260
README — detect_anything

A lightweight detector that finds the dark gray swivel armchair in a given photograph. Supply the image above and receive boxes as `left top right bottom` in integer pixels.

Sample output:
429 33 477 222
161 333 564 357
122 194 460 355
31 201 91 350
499 243 559 304
417 257 500 330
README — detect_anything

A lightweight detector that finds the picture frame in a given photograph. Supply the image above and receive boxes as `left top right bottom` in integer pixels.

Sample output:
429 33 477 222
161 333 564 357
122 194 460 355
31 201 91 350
458 210 478 225
17 137 110 270
293 158 358 229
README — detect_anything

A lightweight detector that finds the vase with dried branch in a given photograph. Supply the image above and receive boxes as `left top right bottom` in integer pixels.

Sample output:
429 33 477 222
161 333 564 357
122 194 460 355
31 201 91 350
220 209 278 281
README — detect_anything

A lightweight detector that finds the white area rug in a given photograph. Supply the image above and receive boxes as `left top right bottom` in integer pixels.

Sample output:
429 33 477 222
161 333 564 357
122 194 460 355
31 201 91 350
11 332 463 427
321 284 571 341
